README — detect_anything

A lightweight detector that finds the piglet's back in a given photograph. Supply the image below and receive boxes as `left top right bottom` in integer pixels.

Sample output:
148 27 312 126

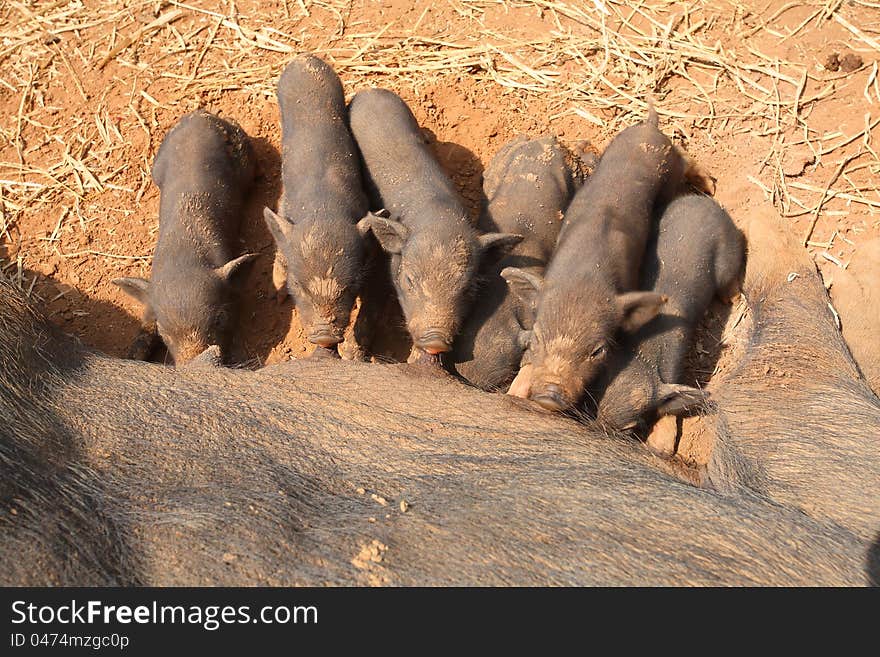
452 136 587 390
483 136 587 266
552 115 684 290
644 195 744 324
152 109 255 195
349 88 467 228
637 194 744 381
563 115 681 230
276 55 366 222
151 110 256 263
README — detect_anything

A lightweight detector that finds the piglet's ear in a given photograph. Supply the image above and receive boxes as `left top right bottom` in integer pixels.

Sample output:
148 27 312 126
112 277 151 306
617 291 667 333
656 384 708 415
216 253 259 286
357 214 408 254
263 207 294 245
355 209 390 237
501 267 543 313
478 232 522 256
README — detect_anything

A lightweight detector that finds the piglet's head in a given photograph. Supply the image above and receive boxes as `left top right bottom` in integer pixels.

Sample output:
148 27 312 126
501 266 666 412
360 212 521 355
264 207 372 348
113 253 257 365
592 350 707 431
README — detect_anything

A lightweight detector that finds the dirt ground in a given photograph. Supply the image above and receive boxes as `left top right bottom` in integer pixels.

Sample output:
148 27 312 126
1 1 878 404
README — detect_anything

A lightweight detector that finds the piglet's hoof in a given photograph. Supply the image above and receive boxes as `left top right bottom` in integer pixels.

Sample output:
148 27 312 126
646 414 678 458
309 345 341 360
338 338 368 362
185 345 223 369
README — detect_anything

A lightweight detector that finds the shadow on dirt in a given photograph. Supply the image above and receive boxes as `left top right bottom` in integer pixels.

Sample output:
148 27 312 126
0 237 144 358
230 136 291 367
687 298 736 392
424 128 486 224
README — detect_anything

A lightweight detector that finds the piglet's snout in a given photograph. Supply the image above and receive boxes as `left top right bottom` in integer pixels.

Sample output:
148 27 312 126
530 383 568 412
414 329 453 354
308 323 344 347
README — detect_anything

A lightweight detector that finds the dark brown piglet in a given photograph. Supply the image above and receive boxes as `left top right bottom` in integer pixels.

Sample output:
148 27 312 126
505 107 702 411
113 110 257 365
262 55 377 352
591 194 745 454
450 135 593 389
349 88 521 358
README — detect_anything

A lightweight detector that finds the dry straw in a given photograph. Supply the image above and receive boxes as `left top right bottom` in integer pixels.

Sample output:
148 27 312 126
1 0 878 286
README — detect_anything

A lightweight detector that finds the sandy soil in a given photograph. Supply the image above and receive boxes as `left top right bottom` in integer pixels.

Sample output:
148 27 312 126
1 1 877 439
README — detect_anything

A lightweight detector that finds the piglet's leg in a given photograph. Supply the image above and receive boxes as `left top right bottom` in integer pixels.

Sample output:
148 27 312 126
676 146 716 196
646 414 679 457
272 252 289 302
340 296 372 362
340 255 394 362
507 364 533 398
125 321 161 361
338 322 366 361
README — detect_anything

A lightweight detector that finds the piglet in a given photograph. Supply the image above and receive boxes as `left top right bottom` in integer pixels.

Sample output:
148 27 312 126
591 194 745 455
505 106 706 411
450 135 594 389
113 110 257 365
262 55 376 352
349 88 521 359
